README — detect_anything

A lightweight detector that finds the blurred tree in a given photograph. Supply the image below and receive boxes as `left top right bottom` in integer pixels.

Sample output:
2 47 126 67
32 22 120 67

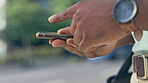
3 0 79 47
1 0 81 65
51 0 79 14
4 0 46 47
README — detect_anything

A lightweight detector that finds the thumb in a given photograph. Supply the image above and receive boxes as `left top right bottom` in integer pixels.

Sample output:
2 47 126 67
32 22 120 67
48 4 78 23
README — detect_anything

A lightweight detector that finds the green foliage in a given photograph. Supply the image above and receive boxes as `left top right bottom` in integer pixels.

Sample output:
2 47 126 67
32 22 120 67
3 0 79 46
4 0 49 45
51 0 79 14
0 0 82 64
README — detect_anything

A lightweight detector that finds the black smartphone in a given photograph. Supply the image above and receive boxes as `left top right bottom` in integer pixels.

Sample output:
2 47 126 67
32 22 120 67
36 32 73 40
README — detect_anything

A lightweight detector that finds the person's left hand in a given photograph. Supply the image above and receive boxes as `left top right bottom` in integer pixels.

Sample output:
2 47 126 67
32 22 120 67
49 27 118 58
48 0 129 52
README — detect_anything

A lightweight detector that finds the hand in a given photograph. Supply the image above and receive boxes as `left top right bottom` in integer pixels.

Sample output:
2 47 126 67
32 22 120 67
49 27 134 58
48 0 129 52
49 27 117 58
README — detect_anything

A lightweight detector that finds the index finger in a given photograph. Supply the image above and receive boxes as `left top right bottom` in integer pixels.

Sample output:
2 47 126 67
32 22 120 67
48 4 78 23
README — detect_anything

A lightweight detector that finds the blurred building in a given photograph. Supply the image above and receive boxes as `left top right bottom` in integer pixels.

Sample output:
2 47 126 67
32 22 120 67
0 0 7 59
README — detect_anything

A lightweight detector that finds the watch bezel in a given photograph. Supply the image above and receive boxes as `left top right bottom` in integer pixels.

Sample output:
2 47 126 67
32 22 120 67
113 0 138 23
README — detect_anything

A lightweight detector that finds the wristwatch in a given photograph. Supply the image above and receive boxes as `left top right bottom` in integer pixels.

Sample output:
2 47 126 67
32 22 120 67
113 0 138 31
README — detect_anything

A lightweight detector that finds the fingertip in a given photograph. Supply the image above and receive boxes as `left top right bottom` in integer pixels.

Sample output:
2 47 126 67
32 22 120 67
66 38 73 45
66 38 78 47
57 27 71 34
57 29 63 34
52 39 66 47
49 39 54 45
48 15 55 23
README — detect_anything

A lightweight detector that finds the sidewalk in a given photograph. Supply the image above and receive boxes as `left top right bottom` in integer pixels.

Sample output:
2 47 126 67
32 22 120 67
0 59 125 83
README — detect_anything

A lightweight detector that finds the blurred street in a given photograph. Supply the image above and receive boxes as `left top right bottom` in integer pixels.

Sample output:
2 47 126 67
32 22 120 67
0 59 125 83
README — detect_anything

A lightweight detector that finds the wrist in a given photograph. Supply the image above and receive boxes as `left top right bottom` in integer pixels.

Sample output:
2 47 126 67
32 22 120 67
134 0 148 30
116 34 135 48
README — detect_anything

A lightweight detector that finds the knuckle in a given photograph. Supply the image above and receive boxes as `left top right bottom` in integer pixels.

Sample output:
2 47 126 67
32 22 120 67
77 23 83 30
63 5 76 18
73 13 77 19
94 47 105 57
79 41 89 52
73 10 81 21
94 50 102 57
73 39 79 45
74 11 80 17
70 29 74 35
77 22 85 31
79 47 83 51
99 47 104 55
62 9 69 17
79 46 86 52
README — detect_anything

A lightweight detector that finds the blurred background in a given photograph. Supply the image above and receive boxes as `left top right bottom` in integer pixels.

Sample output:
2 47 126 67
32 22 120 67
0 0 133 83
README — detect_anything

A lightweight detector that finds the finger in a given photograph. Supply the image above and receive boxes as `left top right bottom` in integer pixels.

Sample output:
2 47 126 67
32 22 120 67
70 9 82 35
49 39 54 45
88 47 98 52
73 28 82 45
78 37 93 52
49 27 71 45
93 45 106 57
48 4 78 23
79 34 105 52
70 15 77 35
51 39 66 47
82 52 95 58
63 45 85 57
66 38 78 47
57 27 71 34
94 44 116 57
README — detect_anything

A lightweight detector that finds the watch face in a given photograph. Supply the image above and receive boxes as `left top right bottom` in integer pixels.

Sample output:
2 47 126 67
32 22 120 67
114 0 137 23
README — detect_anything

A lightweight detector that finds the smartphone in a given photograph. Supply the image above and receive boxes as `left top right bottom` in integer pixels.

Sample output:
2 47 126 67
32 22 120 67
36 32 73 40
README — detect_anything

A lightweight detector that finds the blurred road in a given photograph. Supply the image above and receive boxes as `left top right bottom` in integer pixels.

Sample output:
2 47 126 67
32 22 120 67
0 59 125 83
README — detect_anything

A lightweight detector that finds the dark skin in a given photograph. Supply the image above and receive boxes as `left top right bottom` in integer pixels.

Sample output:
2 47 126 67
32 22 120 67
48 0 148 58
134 0 148 31
49 0 129 52
49 27 134 58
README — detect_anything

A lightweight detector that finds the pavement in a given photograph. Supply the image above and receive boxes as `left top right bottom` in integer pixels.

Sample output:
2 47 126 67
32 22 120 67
0 59 125 83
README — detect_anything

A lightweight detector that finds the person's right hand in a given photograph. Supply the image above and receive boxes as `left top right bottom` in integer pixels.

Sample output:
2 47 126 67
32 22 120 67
49 27 134 58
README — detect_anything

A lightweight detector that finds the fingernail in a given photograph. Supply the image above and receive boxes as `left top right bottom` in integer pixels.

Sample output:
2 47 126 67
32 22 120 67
48 15 54 23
